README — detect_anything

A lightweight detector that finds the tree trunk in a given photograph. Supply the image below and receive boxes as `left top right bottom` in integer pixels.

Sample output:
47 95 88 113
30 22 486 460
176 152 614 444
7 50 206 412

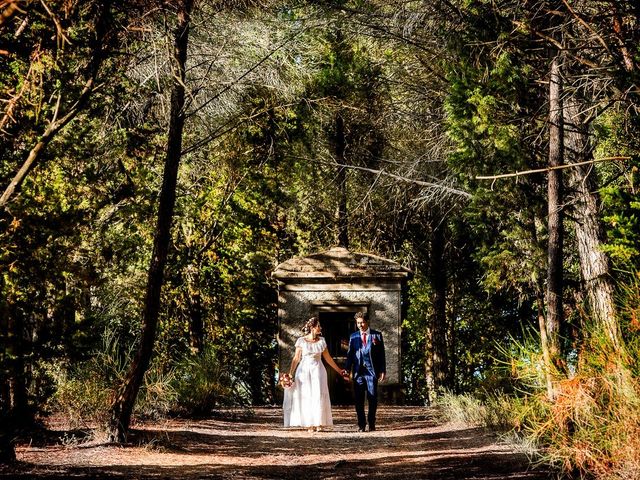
188 292 204 354
107 0 194 442
545 55 565 398
536 281 555 397
335 113 349 249
446 282 456 390
527 210 556 397
0 407 14 464
0 277 16 463
185 254 204 355
424 321 434 406
564 99 620 347
430 223 449 391
7 312 28 418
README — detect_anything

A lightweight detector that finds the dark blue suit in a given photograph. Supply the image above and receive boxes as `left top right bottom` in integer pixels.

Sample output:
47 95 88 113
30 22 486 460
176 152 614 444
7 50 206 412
344 329 386 430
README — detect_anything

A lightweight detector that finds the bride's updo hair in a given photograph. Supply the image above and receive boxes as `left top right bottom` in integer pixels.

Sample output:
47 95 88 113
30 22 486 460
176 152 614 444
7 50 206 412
302 316 320 334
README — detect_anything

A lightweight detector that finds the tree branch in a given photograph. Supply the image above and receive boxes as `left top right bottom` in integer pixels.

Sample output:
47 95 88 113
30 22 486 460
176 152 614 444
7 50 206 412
315 159 471 199
475 156 630 181
0 0 111 210
185 22 311 118
560 0 610 54
0 58 35 132
0 0 27 28
512 19 600 69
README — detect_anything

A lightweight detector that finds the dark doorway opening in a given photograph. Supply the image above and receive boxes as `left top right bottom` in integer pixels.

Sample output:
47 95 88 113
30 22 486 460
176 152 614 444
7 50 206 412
319 311 355 359
318 309 360 405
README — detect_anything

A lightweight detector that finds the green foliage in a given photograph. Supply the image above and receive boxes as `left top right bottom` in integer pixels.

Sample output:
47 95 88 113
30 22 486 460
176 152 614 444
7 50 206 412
453 293 533 392
402 218 535 402
595 108 640 273
46 361 114 427
617 273 640 373
601 185 640 269
2 7 640 480
444 26 532 170
494 329 550 394
172 345 245 415
0 0 157 429
402 273 431 405
1 108 158 366
442 15 549 304
46 329 177 426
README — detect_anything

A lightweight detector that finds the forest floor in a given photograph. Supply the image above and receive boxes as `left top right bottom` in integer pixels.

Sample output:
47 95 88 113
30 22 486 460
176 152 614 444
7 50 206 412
2 406 557 479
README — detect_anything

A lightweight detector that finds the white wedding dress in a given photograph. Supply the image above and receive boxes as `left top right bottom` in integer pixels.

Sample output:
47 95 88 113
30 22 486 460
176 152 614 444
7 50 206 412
283 336 333 428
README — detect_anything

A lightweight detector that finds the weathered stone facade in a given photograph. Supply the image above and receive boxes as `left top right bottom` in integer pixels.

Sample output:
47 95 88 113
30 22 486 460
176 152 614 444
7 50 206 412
272 247 412 403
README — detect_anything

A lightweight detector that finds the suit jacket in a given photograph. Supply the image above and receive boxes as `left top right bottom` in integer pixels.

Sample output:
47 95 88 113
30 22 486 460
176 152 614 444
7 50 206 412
345 329 386 379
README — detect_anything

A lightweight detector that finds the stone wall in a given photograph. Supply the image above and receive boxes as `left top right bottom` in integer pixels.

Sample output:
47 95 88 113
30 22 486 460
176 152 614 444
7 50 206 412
277 281 402 385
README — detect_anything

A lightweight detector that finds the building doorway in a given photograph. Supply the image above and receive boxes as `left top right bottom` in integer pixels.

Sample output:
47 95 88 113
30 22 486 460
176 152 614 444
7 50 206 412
316 305 367 405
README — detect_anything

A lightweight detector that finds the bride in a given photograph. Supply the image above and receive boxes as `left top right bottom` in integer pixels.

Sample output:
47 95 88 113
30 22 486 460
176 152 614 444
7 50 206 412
282 316 345 431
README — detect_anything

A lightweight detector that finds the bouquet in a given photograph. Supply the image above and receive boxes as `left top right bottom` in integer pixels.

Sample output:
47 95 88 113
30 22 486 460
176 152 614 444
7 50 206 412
279 373 294 389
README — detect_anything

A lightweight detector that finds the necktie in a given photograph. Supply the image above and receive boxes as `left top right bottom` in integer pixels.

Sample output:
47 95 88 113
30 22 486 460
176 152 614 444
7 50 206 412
362 333 367 345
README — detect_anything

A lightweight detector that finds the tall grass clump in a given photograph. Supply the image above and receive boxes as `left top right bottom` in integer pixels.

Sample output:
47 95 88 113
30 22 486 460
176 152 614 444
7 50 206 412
134 361 178 419
499 281 640 480
434 389 519 432
48 329 178 426
519 327 640 479
47 329 131 426
436 314 640 480
171 345 246 415
433 328 553 431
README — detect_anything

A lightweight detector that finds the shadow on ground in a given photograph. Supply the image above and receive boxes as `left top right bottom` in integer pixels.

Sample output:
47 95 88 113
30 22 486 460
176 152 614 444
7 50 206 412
1 406 555 480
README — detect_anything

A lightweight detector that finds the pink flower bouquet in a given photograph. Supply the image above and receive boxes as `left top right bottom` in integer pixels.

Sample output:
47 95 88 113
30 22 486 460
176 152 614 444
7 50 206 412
279 373 294 389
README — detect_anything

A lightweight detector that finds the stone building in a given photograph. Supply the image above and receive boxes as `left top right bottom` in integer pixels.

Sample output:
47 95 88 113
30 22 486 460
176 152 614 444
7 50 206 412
272 247 412 404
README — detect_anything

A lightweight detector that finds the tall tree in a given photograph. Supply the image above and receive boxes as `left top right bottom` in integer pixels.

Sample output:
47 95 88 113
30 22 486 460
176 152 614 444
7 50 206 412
335 113 349 248
553 0 637 348
564 98 619 346
429 220 450 390
514 0 638 357
545 54 565 397
0 275 14 463
108 0 194 442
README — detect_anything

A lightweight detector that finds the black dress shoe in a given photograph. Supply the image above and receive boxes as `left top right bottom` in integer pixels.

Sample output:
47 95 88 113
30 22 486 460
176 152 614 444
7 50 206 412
369 426 376 431
358 427 366 432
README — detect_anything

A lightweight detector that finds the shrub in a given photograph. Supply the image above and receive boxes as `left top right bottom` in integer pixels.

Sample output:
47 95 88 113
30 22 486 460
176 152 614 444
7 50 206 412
46 330 130 427
134 362 178 420
171 345 245 415
436 317 640 480
434 389 521 432
520 330 640 479
46 361 114 427
47 329 178 426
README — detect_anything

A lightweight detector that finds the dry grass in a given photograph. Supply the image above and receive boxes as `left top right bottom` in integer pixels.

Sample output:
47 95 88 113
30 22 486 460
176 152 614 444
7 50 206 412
522 337 640 480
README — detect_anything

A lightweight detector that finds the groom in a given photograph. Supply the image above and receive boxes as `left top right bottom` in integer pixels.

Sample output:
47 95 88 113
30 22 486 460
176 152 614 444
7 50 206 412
342 312 386 432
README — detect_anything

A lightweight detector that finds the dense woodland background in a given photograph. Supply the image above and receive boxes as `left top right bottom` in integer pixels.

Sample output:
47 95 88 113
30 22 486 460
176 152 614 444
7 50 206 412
1 0 639 478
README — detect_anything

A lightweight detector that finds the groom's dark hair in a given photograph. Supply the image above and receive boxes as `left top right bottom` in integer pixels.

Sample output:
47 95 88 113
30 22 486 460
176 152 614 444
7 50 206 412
354 311 368 321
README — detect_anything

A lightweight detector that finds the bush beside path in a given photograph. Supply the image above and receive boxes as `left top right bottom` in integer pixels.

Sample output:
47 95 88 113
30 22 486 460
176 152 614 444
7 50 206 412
2 406 554 479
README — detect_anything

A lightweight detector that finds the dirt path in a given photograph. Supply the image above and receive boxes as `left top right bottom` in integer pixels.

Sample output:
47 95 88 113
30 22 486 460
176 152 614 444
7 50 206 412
2 406 554 479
